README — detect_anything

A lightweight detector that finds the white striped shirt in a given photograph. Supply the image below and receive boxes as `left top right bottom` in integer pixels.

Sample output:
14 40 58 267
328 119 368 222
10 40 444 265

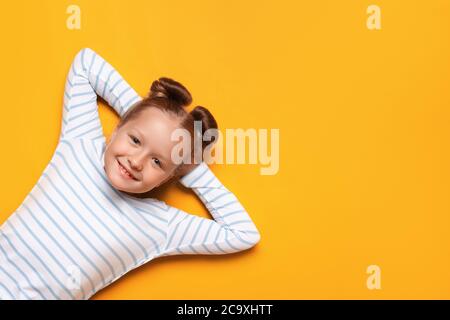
0 48 261 300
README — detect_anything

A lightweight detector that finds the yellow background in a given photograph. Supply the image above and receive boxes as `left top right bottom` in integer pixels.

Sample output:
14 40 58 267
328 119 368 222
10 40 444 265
0 0 449 299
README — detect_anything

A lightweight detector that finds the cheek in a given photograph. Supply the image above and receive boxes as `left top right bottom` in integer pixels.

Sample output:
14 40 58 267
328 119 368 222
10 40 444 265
141 168 167 185
108 140 131 158
113 139 130 151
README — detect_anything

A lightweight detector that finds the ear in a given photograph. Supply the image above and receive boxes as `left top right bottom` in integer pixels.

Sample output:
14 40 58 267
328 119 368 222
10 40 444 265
108 127 119 143
155 172 177 188
112 127 118 139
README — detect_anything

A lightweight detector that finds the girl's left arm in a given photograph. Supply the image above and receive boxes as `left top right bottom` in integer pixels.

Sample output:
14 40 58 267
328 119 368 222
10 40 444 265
158 162 261 257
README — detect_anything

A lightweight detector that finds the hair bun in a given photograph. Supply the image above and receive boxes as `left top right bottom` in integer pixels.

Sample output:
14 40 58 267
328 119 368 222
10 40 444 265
191 106 219 147
149 77 192 107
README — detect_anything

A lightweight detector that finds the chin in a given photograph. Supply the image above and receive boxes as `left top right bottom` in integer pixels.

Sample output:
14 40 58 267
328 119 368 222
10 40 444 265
108 176 125 191
105 167 128 191
112 177 148 194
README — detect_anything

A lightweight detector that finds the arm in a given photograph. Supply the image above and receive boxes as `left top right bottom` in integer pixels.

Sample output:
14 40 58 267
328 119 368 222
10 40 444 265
60 47 142 141
158 162 261 257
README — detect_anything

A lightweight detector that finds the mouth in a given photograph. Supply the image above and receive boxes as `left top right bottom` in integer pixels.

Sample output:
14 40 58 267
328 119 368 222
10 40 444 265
117 159 138 181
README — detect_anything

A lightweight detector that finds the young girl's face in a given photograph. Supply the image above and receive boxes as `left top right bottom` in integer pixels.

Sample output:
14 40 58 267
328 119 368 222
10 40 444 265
103 107 182 194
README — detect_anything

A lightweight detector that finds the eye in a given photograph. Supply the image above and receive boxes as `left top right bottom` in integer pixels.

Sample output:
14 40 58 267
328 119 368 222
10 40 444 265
153 158 162 167
129 135 140 145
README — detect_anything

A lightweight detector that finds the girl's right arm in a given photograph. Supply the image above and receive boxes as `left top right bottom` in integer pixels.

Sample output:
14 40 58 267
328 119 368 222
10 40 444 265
60 47 142 141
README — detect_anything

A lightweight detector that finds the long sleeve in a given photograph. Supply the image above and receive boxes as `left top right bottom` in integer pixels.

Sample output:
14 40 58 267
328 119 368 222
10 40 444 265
158 162 261 257
59 47 142 141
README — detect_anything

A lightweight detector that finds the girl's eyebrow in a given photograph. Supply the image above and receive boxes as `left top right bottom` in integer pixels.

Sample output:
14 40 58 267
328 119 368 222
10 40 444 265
132 128 170 162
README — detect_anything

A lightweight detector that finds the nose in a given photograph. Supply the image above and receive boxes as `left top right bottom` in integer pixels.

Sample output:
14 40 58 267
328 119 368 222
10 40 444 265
128 152 147 171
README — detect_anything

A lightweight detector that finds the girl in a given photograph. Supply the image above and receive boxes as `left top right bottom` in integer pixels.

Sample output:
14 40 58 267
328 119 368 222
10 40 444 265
0 47 261 300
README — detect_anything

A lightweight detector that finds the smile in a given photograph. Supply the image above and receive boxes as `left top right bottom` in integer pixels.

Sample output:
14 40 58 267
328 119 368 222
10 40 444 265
117 160 137 181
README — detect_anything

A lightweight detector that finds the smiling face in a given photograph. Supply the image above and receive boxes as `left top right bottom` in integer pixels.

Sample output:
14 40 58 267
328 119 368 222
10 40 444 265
103 107 183 195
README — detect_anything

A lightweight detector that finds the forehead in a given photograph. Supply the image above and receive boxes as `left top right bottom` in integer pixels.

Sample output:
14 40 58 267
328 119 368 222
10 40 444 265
123 107 181 147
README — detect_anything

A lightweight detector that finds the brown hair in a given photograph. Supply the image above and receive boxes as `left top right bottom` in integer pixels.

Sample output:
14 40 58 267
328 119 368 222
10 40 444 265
117 77 218 178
